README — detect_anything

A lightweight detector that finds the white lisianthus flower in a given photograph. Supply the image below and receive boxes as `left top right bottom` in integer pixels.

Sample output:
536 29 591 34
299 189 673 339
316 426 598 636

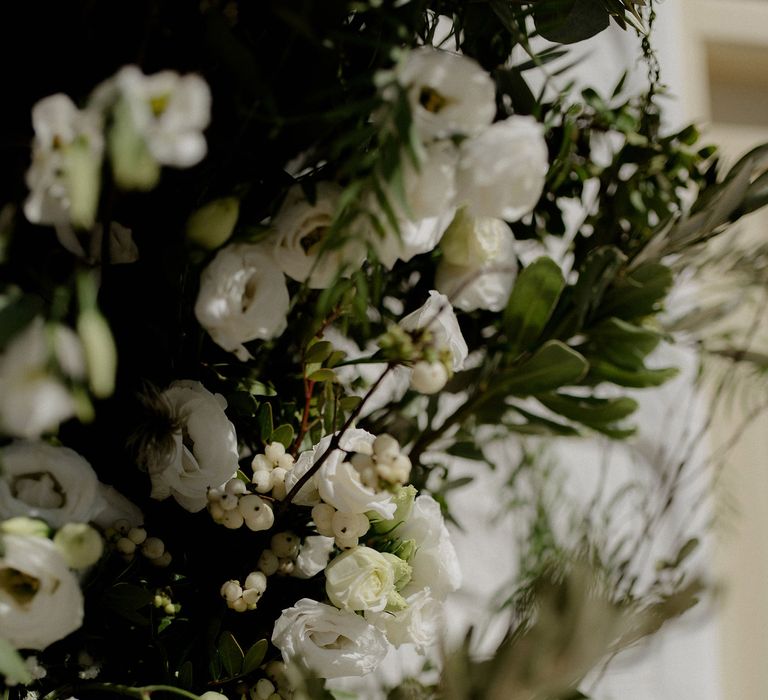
456 116 548 221
400 290 468 371
194 242 290 361
109 65 211 168
435 211 517 312
0 534 84 651
365 588 441 651
292 535 336 579
286 430 395 519
0 318 86 439
0 442 100 528
371 141 458 269
272 598 388 678
24 93 103 229
149 381 239 512
398 494 461 601
325 546 397 612
396 47 496 140
271 183 366 289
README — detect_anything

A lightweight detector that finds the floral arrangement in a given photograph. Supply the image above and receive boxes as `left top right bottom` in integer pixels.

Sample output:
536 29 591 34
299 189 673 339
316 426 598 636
2 1 767 699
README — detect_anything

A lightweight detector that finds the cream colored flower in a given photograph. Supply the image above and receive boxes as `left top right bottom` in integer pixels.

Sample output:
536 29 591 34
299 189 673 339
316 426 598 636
148 381 239 512
456 116 548 221
272 598 388 678
396 47 496 140
271 183 365 289
194 242 290 360
325 546 398 612
0 534 84 651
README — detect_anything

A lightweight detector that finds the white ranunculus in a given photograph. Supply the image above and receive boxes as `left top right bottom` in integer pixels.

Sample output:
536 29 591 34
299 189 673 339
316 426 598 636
366 588 441 651
398 494 461 600
325 547 397 612
272 598 389 678
112 65 211 168
194 242 290 361
0 534 84 651
149 381 239 512
0 442 100 529
456 116 548 221
292 535 335 579
286 430 395 521
400 290 468 371
24 93 104 229
271 183 366 289
0 318 86 440
435 212 518 312
396 47 496 140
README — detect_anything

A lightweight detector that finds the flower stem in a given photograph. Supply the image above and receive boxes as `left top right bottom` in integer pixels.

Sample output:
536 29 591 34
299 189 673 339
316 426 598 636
43 683 203 700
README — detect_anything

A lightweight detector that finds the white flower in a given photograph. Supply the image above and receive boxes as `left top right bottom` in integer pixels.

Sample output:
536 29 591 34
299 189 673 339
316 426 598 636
271 598 388 678
325 546 397 612
0 442 100 529
435 211 517 312
111 65 211 168
396 47 496 140
370 142 458 270
0 534 84 651
271 183 365 289
292 536 335 579
149 380 239 512
398 494 461 600
456 116 548 221
0 318 85 439
365 588 441 651
194 242 290 361
286 430 395 519
91 485 143 531
24 94 103 229
400 290 468 371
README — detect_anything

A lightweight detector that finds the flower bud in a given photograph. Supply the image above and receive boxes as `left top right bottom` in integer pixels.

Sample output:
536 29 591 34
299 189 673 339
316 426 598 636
0 517 50 538
77 308 117 399
53 523 104 568
186 197 240 250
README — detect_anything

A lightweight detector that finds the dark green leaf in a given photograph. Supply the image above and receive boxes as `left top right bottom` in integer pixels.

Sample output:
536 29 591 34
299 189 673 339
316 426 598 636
567 246 626 333
257 402 274 442
504 257 565 354
599 263 673 319
533 0 610 45
242 639 268 675
538 392 638 425
587 317 663 370
498 341 589 395
446 442 486 462
308 368 337 383
271 424 295 448
305 340 334 364
218 631 244 678
587 359 678 387
177 661 194 689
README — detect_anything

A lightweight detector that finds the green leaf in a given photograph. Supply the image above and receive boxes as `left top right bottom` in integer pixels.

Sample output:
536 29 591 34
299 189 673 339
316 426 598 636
566 246 626 334
339 396 362 411
257 402 274 442
538 393 639 425
100 583 154 626
305 340 334 364
242 639 268 675
309 368 337 383
532 0 610 45
506 405 581 436
599 263 673 319
218 631 244 678
270 424 295 448
326 350 347 368
587 358 678 387
504 257 565 354
587 317 663 370
497 341 589 396
0 637 31 684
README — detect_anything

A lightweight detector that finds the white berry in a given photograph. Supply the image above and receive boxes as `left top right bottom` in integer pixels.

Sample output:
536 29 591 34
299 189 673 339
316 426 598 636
258 549 279 576
271 532 299 559
220 580 242 602
244 571 267 592
265 442 286 464
410 360 448 394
